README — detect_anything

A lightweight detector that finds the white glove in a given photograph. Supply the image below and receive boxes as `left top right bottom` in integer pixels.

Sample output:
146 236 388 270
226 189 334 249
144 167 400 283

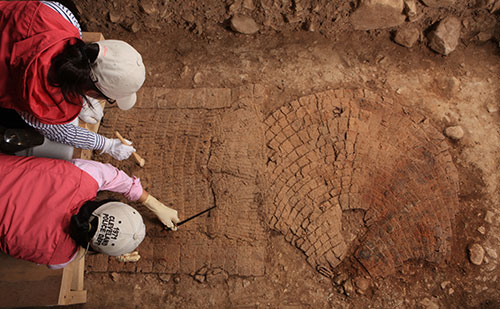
115 251 141 263
79 96 103 124
143 195 180 230
101 137 136 160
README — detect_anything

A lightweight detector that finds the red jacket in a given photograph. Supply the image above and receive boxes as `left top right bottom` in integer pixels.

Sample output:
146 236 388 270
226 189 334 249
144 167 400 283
0 154 98 265
0 1 82 124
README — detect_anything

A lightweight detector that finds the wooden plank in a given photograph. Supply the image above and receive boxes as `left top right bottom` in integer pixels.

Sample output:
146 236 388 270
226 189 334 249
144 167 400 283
71 255 85 291
58 256 75 305
57 249 87 306
82 32 105 42
69 290 88 304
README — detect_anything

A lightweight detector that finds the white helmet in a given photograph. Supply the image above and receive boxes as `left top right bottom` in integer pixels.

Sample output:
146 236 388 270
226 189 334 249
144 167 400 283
90 202 146 256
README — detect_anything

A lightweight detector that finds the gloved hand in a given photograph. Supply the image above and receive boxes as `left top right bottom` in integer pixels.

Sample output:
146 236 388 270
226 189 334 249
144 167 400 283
115 251 141 263
101 137 136 160
143 195 180 230
79 96 104 124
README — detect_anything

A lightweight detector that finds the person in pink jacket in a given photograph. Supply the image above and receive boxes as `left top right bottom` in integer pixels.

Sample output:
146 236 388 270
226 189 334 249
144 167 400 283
0 154 180 269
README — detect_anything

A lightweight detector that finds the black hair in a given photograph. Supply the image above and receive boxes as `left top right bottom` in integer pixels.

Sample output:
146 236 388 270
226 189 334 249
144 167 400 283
48 40 100 106
69 199 118 250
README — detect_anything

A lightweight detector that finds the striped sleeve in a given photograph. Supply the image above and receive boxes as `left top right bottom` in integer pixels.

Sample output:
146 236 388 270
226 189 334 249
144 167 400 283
18 112 106 150
41 1 82 38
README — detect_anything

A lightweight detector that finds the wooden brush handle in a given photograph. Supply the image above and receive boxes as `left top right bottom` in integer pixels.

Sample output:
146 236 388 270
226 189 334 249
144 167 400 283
115 131 145 167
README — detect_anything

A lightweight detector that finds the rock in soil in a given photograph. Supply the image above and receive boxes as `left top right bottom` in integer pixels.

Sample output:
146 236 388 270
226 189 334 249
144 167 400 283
428 17 461 56
393 26 420 48
468 243 485 265
350 0 406 30
444 125 464 140
230 15 259 34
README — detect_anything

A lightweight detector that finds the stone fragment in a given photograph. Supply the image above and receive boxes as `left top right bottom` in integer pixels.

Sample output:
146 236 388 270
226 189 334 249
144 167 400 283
197 266 209 276
448 77 460 94
485 210 495 223
243 0 254 10
485 263 497 272
468 243 485 265
393 27 420 47
334 273 348 285
206 270 229 284
111 272 120 282
477 32 492 42
492 0 500 12
476 0 495 9
183 12 195 23
159 274 172 282
428 17 461 55
421 0 455 7
305 19 316 32
486 104 498 113
444 125 464 140
440 281 450 289
174 276 181 283
350 0 406 30
404 0 417 18
140 0 158 15
193 72 203 84
242 279 251 287
180 66 190 79
130 22 140 33
228 0 241 14
108 11 121 23
230 15 259 34
354 277 370 294
477 226 486 234
448 288 454 294
343 279 354 296
419 297 439 309
194 274 206 283
485 247 497 259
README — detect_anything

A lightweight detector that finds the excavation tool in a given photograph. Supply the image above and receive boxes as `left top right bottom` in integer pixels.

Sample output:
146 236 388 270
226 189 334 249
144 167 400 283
115 131 145 167
168 205 216 230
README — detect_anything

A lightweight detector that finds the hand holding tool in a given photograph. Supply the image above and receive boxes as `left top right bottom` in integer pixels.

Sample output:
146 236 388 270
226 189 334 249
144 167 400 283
115 131 145 167
143 194 180 230
165 205 216 231
101 137 135 161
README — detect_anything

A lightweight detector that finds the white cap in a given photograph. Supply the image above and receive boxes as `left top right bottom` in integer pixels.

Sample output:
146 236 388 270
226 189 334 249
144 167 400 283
90 40 146 110
90 202 146 256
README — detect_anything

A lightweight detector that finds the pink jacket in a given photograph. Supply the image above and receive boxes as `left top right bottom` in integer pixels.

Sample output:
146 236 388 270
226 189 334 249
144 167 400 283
0 154 98 265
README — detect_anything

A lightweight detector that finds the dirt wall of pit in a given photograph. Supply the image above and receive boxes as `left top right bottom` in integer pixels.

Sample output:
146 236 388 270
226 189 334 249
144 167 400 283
74 0 499 51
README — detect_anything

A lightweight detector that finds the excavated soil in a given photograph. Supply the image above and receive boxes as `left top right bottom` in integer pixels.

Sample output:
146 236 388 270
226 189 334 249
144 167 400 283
66 0 500 308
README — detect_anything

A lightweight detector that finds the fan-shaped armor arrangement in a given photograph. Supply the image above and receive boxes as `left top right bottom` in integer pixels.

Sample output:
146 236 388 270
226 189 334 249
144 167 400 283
264 89 459 278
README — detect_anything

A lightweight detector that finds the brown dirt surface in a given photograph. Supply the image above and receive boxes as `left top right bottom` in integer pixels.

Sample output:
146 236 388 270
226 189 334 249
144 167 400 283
67 0 500 308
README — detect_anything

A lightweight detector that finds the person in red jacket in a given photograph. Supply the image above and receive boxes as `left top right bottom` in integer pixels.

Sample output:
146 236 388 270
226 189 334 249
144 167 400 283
0 154 180 268
0 1 145 160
